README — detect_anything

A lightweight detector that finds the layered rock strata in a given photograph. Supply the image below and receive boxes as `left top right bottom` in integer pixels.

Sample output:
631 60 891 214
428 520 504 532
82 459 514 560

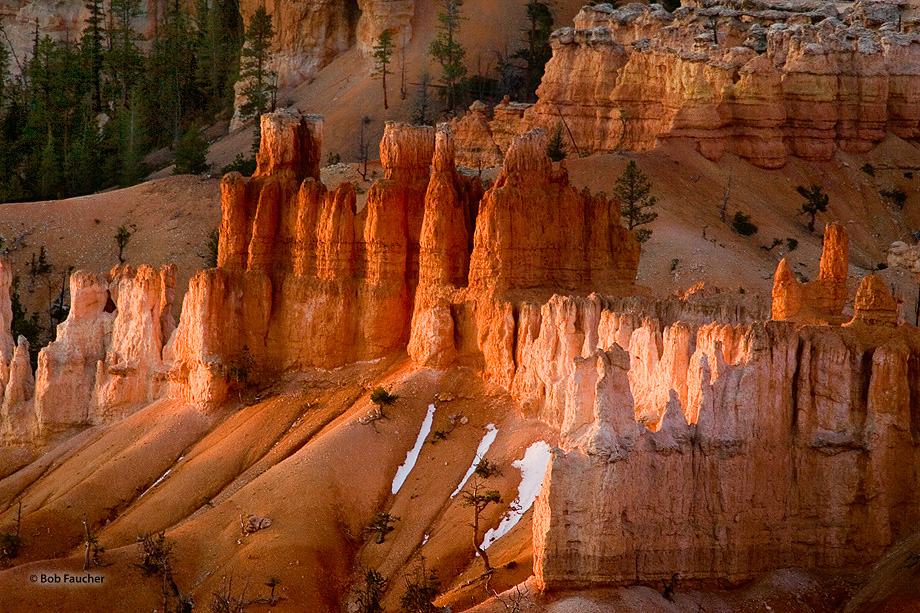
518 224 920 589
172 111 640 408
525 0 920 168
0 263 176 448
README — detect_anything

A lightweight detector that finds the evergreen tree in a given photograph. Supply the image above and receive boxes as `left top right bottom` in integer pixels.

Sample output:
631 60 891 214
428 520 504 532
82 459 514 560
174 123 209 175
239 6 275 120
105 0 144 108
428 0 466 113
796 184 829 233
372 30 393 110
82 0 106 111
615 160 658 243
546 124 566 161
513 1 553 100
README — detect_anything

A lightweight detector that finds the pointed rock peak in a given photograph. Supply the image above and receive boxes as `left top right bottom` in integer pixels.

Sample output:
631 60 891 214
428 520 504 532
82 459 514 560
773 258 798 289
255 109 323 182
433 123 456 172
818 222 849 282
501 128 552 186
380 122 435 179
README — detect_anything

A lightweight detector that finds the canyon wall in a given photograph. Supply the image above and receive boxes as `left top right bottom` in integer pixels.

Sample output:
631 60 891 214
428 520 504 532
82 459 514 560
455 0 920 169
518 233 920 589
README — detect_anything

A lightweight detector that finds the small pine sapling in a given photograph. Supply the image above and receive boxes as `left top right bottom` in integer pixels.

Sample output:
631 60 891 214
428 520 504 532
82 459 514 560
615 160 658 243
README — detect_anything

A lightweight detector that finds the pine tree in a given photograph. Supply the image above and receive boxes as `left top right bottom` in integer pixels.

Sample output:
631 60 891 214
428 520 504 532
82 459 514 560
615 160 658 243
428 0 466 113
174 123 209 175
105 0 144 108
546 124 566 161
239 6 276 120
513 1 553 100
796 184 829 233
372 30 393 110
83 0 106 111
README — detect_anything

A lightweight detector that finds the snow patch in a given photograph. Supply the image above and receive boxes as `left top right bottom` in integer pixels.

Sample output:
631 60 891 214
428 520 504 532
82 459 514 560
481 441 552 550
138 455 184 499
450 424 499 499
391 404 437 495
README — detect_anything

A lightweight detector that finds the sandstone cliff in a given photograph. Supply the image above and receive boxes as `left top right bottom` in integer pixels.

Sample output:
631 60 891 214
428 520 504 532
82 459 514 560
523 0 920 168
173 110 641 408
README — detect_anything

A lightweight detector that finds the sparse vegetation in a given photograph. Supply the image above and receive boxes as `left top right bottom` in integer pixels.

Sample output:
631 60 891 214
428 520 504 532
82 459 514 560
325 152 341 166
82 518 105 570
223 153 257 176
411 72 434 126
226 345 256 387
546 124 566 162
201 228 219 268
355 569 387 613
238 6 277 120
0 500 22 564
462 458 503 573
115 223 135 263
370 387 399 417
400 557 440 613
796 184 829 233
861 163 875 176
137 531 192 613
615 160 658 243
786 238 799 251
731 211 758 236
372 30 394 110
366 512 400 544
174 123 210 175
429 0 467 113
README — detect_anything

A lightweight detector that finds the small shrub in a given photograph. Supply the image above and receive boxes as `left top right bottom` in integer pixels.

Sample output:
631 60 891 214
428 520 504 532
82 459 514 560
227 346 256 386
880 188 907 210
546 124 566 162
201 228 219 268
115 224 135 264
366 512 400 544
861 163 875 176
904 171 913 179
877 262 888 270
731 211 758 236
370 388 399 415
222 153 257 176
174 124 210 175
400 558 440 613
354 569 387 613
786 238 799 251
473 458 502 479
0 532 20 561
326 152 341 166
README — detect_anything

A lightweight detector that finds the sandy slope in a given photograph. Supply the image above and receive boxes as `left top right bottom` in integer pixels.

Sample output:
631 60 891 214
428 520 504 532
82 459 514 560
0 175 221 321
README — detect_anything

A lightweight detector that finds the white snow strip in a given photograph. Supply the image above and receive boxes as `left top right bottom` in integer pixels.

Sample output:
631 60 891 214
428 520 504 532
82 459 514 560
450 424 499 499
391 404 437 495
138 455 185 500
481 441 552 550
422 533 429 545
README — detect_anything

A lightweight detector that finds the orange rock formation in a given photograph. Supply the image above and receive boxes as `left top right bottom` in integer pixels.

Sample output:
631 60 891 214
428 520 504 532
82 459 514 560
525 2 920 168
771 222 849 323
